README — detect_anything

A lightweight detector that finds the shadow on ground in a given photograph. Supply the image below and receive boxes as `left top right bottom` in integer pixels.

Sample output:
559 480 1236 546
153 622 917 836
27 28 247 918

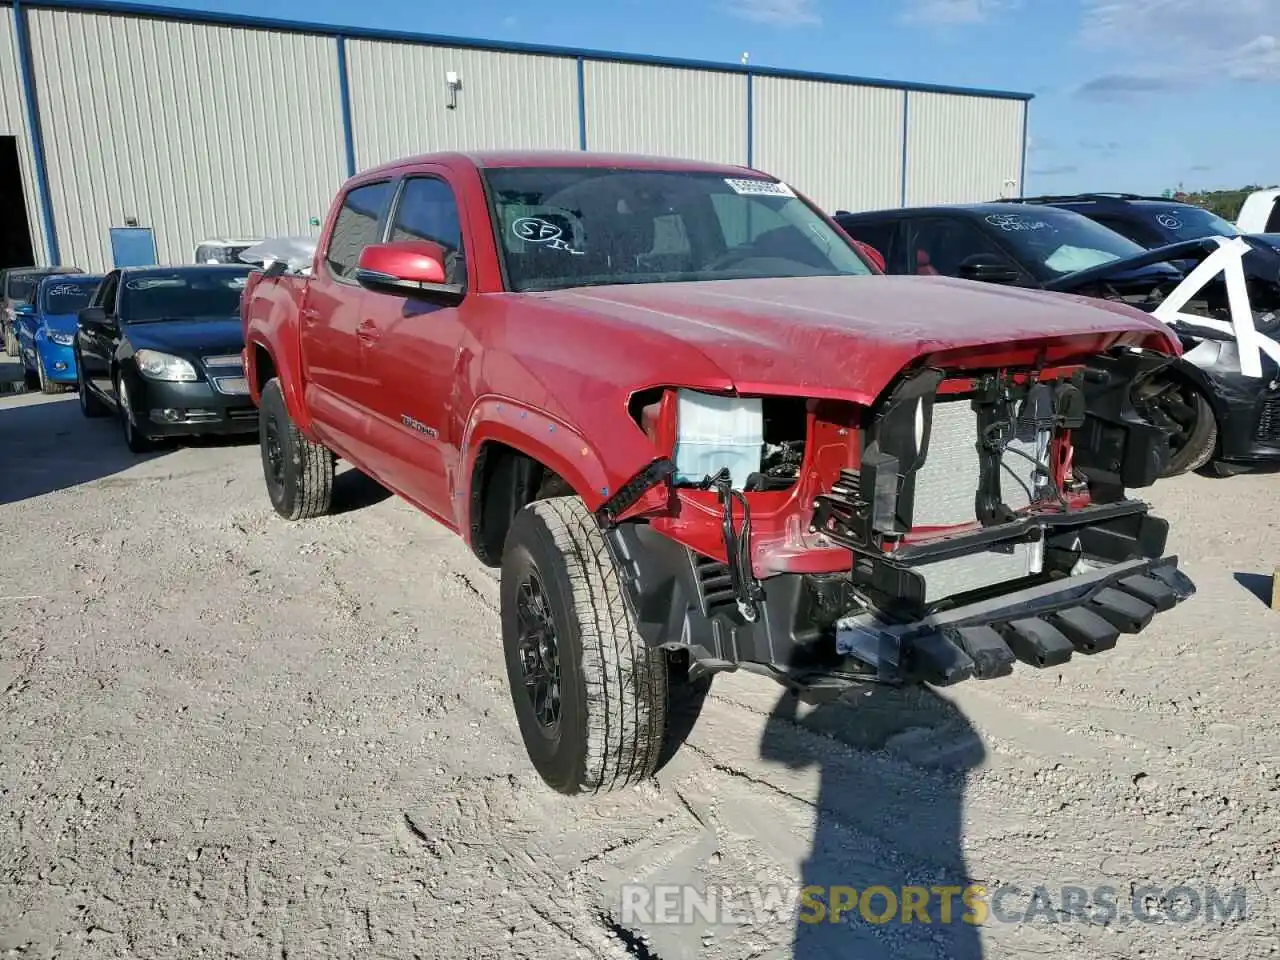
757 685 985 958
1233 571 1275 607
0 395 168 505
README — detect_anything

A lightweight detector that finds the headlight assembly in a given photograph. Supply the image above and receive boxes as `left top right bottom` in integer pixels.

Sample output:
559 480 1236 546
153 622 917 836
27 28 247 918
135 349 198 382
46 331 74 346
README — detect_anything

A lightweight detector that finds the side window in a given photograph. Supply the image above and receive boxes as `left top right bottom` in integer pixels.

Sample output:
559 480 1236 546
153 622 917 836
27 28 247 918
836 218 896 268
1093 216 1151 246
325 180 394 281
96 274 119 313
1265 200 1280 234
906 217 1011 277
388 177 465 284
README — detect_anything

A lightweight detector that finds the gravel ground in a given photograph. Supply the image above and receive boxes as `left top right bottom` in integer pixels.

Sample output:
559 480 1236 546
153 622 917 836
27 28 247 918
2 381 1279 960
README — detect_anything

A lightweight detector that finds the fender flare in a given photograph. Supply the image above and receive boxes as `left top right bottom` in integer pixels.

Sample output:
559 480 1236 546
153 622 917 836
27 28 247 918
457 397 639 544
244 336 311 432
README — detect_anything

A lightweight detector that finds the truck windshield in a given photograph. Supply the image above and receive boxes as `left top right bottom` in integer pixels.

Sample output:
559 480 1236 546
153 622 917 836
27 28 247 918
41 278 99 315
481 167 873 292
120 267 252 322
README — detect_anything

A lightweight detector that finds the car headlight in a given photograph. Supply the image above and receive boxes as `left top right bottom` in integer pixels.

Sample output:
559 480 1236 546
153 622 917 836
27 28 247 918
47 331 74 346
135 349 198 382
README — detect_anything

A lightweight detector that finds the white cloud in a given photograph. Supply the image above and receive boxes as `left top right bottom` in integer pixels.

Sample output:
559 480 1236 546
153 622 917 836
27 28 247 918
1079 0 1280 82
902 0 1016 23
727 0 821 25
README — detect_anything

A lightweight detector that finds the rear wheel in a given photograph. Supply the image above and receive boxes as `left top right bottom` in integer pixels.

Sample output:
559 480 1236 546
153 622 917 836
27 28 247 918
1134 376 1217 476
259 377 334 520
501 496 668 795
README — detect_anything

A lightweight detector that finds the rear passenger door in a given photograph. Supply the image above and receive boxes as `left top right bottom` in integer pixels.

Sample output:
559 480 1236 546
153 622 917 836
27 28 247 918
299 179 394 466
902 216 1028 281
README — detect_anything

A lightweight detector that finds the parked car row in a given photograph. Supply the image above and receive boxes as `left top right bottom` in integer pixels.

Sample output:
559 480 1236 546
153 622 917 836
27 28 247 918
834 191 1280 478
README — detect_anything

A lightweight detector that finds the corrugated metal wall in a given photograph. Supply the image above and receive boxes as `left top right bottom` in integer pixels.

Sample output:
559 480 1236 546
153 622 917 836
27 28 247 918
752 77 904 212
581 61 746 165
346 41 579 171
24 7 349 271
0 5 1030 271
0 4 48 264
904 91 1025 206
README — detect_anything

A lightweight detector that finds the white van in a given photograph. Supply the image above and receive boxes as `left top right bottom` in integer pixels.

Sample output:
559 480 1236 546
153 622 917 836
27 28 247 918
1234 189 1280 234
193 237 263 265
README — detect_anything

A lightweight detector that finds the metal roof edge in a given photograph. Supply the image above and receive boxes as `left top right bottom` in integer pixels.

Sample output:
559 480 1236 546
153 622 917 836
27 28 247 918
17 0 1036 102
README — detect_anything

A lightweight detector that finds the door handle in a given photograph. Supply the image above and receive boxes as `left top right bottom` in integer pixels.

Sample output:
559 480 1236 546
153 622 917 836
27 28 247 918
356 320 380 343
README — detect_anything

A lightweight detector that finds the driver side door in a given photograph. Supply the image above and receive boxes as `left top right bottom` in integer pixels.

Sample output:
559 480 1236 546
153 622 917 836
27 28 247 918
77 271 120 399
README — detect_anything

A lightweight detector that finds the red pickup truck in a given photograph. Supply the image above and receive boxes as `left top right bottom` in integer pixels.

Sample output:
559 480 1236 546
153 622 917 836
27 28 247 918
241 150 1195 795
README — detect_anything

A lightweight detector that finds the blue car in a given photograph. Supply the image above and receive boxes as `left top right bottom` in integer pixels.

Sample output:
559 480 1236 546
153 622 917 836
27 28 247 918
15 273 104 393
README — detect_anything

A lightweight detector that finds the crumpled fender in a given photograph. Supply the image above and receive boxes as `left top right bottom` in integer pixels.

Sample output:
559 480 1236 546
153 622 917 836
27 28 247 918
455 394 660 534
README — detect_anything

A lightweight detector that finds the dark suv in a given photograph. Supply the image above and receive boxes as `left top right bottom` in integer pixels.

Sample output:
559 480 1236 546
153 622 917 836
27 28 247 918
834 202 1280 477
1002 193 1240 249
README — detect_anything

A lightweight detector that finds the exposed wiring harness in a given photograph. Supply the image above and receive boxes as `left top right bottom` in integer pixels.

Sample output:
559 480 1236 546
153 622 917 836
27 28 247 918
700 467 764 622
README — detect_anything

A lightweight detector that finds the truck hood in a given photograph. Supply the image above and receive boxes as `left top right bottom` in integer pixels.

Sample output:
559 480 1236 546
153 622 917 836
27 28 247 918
522 274 1178 404
42 312 79 335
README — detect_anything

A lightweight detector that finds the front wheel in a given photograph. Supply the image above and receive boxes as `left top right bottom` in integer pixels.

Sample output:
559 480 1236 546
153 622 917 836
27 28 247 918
1134 376 1217 476
76 355 109 418
501 496 668 795
37 355 60 395
3 326 17 358
116 374 154 453
258 377 334 520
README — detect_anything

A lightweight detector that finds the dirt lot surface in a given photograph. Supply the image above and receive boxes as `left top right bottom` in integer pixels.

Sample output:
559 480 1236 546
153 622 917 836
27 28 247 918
2 381 1279 960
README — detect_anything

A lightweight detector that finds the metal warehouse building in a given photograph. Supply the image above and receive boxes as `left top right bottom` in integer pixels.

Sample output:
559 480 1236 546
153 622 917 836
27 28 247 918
1 0 1032 273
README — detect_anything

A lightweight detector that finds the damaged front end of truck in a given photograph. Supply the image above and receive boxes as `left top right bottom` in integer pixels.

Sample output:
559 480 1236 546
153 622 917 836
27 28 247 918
594 343 1196 702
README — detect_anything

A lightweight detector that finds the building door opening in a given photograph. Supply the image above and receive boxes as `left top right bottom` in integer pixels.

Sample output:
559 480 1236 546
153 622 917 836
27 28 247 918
1 136 36 270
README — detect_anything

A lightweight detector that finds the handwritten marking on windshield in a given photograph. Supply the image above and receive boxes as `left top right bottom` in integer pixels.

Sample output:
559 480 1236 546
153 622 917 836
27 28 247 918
511 217 583 255
985 213 1050 232
48 283 87 295
1157 214 1183 230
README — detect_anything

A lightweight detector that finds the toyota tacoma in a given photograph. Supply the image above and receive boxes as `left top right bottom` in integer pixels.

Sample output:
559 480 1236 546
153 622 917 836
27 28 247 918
241 151 1196 795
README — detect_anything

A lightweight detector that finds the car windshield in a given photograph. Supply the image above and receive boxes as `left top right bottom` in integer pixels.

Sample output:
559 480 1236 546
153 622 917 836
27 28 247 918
41 278 99 315
984 209 1149 278
481 167 873 292
120 268 252 322
5 273 44 302
1144 205 1239 243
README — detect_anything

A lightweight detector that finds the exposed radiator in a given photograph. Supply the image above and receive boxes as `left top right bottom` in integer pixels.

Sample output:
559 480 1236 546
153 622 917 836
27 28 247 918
912 397 1043 527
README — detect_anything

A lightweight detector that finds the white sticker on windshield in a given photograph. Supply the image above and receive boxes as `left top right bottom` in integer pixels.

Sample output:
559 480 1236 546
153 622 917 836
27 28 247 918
126 277 185 290
985 213 1050 232
48 283 84 295
724 178 796 198
1156 213 1182 230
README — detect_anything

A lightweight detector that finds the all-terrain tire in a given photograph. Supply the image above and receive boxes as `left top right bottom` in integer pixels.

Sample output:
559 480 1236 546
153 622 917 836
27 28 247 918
1164 389 1217 476
259 377 334 520
501 496 668 795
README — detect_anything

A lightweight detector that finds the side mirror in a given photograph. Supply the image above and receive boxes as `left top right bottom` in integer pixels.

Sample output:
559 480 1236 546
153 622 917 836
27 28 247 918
355 241 464 303
14 303 34 317
958 253 1020 284
77 306 115 333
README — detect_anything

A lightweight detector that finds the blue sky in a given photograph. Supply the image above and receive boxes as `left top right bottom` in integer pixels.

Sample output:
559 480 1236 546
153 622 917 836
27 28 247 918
148 0 1279 196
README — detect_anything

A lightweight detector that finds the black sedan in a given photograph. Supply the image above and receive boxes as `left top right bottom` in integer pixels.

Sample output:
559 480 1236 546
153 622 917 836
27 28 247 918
834 202 1280 477
75 264 258 452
